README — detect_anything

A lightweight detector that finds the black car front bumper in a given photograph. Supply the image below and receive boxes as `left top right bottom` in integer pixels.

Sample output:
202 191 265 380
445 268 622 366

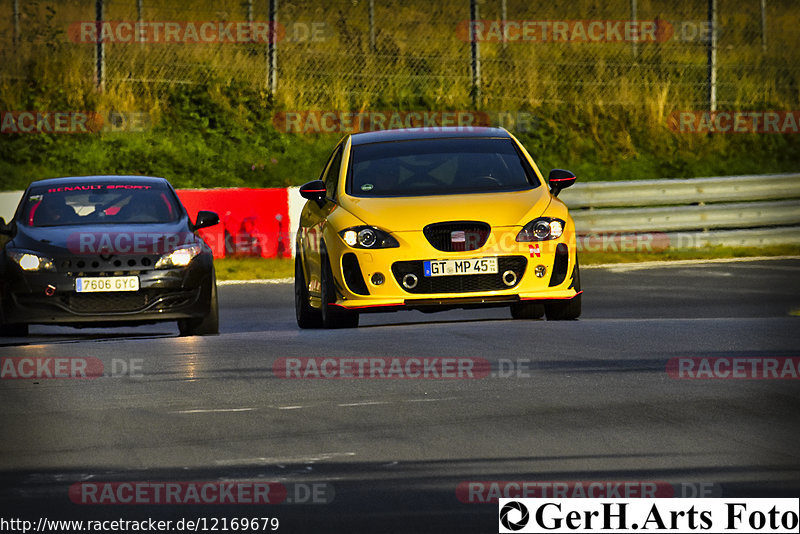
0 255 214 327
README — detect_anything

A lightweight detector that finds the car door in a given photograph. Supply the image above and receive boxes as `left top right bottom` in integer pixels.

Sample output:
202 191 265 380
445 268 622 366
300 141 344 299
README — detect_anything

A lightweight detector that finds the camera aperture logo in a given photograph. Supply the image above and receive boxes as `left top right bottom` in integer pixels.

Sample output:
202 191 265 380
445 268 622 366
500 501 530 531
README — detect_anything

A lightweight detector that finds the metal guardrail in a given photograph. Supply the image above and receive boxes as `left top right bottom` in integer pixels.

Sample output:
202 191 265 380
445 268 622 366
562 174 800 250
0 191 22 221
559 173 800 209
572 200 800 233
664 227 800 249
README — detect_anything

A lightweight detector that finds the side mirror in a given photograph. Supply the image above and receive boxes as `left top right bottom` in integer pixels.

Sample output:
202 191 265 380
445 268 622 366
193 211 219 231
0 217 11 236
548 169 577 197
299 180 327 205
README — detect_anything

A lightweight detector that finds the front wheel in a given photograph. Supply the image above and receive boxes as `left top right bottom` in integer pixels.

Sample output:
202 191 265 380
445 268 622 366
545 257 582 320
295 256 322 329
178 275 220 336
544 294 581 320
510 301 544 319
320 252 359 329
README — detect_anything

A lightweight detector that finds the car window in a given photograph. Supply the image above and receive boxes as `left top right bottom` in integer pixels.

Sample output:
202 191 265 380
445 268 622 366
348 137 540 197
20 182 182 227
320 145 344 201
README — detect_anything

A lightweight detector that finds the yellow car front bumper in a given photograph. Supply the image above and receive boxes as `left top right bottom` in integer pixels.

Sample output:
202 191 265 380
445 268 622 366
327 228 580 311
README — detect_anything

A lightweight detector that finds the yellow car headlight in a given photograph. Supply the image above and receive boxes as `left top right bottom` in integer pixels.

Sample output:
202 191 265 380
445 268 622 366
516 218 565 242
339 226 399 249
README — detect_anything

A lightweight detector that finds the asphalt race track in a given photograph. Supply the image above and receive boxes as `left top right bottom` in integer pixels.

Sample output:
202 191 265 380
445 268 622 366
1 258 799 533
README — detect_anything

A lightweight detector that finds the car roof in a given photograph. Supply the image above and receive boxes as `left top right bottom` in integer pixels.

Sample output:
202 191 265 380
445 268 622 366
349 126 512 146
27 175 172 188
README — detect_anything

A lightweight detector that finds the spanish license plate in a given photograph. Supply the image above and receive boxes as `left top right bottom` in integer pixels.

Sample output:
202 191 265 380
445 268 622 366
423 257 498 277
75 276 140 293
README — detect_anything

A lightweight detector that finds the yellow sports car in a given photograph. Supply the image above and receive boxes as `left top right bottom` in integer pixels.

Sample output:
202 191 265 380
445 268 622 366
294 127 581 328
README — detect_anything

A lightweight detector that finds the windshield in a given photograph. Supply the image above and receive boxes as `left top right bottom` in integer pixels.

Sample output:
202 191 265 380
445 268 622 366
347 137 541 197
20 182 182 227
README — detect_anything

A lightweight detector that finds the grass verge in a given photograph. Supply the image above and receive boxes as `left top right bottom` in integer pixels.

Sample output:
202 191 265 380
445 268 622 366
214 257 294 281
579 245 800 265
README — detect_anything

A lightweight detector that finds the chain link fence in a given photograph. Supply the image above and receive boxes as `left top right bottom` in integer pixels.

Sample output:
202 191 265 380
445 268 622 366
0 0 798 117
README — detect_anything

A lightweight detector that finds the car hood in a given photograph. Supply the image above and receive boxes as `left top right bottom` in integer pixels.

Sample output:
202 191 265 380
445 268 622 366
7 220 197 257
338 189 552 232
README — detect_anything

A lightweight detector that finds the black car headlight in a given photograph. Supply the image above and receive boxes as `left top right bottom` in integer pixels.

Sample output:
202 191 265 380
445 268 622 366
339 226 399 249
516 218 565 242
7 249 56 272
155 244 203 269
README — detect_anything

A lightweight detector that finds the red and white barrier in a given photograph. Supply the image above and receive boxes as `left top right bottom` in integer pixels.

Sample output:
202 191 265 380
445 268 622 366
0 188 295 259
177 188 291 259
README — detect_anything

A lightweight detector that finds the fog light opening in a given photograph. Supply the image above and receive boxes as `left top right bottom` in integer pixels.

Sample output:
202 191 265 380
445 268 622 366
502 270 517 287
534 265 547 278
402 273 418 289
371 272 385 286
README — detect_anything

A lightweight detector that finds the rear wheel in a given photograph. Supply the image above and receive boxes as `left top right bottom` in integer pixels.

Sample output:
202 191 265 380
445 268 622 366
295 256 322 329
178 274 219 336
320 251 359 329
510 301 544 319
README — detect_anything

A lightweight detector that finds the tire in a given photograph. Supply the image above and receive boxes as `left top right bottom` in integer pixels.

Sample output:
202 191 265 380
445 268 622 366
295 256 322 329
545 258 581 320
544 293 582 320
0 322 28 337
320 251 359 329
510 301 544 319
178 274 220 336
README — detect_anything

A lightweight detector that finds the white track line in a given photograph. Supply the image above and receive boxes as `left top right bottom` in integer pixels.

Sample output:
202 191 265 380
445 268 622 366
218 278 293 285
173 408 256 414
337 401 391 407
215 452 356 465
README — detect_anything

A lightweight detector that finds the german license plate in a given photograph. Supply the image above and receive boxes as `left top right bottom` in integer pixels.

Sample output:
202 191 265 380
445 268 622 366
75 276 140 293
423 257 498 277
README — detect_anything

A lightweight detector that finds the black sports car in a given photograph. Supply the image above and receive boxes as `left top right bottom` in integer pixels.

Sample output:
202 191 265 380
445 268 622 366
0 176 220 337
